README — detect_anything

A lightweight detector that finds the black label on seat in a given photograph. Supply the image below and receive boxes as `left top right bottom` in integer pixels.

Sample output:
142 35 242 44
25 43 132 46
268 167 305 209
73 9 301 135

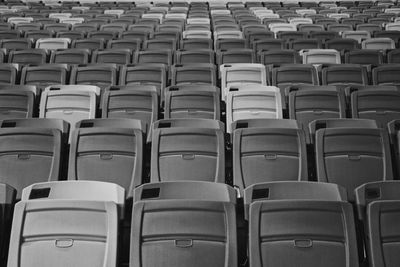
141 188 160 199
1 121 16 128
366 188 380 199
252 188 269 200
29 188 51 199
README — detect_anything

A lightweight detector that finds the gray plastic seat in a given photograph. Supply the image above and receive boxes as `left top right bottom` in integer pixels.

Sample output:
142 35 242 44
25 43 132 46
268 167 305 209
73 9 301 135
171 64 217 86
50 49 90 65
233 119 307 194
150 119 225 183
322 64 368 86
130 181 237 267
355 181 400 267
70 64 118 88
133 50 172 65
68 119 144 197
315 125 393 201
372 64 400 86
244 181 359 267
0 90 34 120
7 181 122 267
20 64 68 88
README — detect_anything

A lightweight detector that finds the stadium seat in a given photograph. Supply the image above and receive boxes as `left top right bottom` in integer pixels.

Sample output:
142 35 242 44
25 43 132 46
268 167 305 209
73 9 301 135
7 181 123 267
92 49 131 64
107 39 141 50
133 50 172 65
35 38 71 50
171 64 217 86
351 89 400 128
345 50 384 67
0 64 18 85
164 85 220 120
20 64 68 88
101 85 158 139
244 181 359 267
361 37 396 50
68 119 144 196
288 86 346 143
130 181 237 267
0 89 34 119
232 119 307 193
259 49 300 66
50 49 90 65
0 38 33 50
355 181 400 267
217 49 255 64
72 38 105 50
175 50 215 64
8 49 47 65
302 49 341 64
181 38 213 50
315 123 393 200
150 119 225 183
372 64 400 85
272 64 319 88
322 64 369 86
70 64 118 88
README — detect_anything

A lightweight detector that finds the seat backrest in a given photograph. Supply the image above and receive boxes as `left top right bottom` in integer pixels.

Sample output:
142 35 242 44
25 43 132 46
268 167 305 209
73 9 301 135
302 49 341 64
0 90 34 120
316 127 393 201
362 37 395 50
372 64 400 85
322 64 368 86
8 49 47 65
233 122 307 195
244 181 358 267
151 119 225 183
226 90 283 133
171 63 217 86
70 64 118 87
351 90 400 128
50 49 90 65
91 49 132 65
272 64 319 87
35 38 71 50
0 127 62 198
20 64 68 87
68 119 143 197
131 181 237 267
165 87 220 120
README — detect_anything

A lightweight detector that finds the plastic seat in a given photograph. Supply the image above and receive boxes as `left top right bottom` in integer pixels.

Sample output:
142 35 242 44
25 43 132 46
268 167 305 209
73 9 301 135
226 87 282 133
351 90 400 128
355 181 400 267
327 23 353 33
175 50 215 64
322 64 368 86
164 85 220 120
24 30 54 40
56 31 85 40
276 31 307 42
0 125 62 198
133 50 172 65
345 50 383 67
72 38 105 50
8 49 47 65
181 38 213 50
35 38 71 50
342 31 371 43
325 38 359 52
272 64 319 88
87 31 119 40
50 49 90 65
244 181 359 267
101 85 158 138
0 90 34 119
107 39 141 51
70 64 118 88
215 38 246 50
171 64 217 86
92 49 131 65
130 181 237 267
253 39 286 52
119 64 166 96
151 119 225 183
39 85 98 141
7 181 122 267
0 64 18 85
217 49 255 64
72 23 99 33
143 39 176 50
20 64 68 88
0 38 32 50
298 24 324 33
302 49 340 64
372 64 400 85
233 119 307 193
68 119 143 196
315 125 393 200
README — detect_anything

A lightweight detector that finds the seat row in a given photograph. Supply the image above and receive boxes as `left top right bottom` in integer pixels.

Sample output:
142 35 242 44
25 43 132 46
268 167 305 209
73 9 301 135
1 179 399 267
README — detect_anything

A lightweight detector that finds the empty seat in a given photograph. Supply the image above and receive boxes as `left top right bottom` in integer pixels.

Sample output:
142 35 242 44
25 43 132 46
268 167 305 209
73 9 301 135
7 181 122 267
245 181 359 267
253 39 286 52
0 38 33 50
151 119 225 183
8 49 47 65
119 64 167 96
56 31 85 40
0 90 34 119
70 64 118 88
355 181 400 267
0 30 21 40
143 39 176 50
387 49 400 64
362 37 395 50
233 119 307 193
164 85 220 120
325 38 359 52
260 50 300 66
0 183 15 266
272 64 319 88
133 50 172 65
68 119 143 196
107 39 141 51
39 85 98 140
171 64 217 86
302 49 341 64
24 30 54 40
351 90 400 128
20 64 68 88
289 87 346 143
322 64 368 86
345 50 383 67
0 125 62 198
130 181 237 267
175 50 215 64
72 38 105 50
342 31 371 43
181 38 213 50
220 63 267 100
101 85 158 137
0 64 18 85
92 49 131 65
215 38 247 50
35 38 71 50
50 49 90 64
217 49 255 64
289 39 321 51
372 64 400 85
315 124 393 200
